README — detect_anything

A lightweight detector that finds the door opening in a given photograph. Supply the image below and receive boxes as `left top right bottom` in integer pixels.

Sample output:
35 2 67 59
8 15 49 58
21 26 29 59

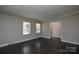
50 21 62 39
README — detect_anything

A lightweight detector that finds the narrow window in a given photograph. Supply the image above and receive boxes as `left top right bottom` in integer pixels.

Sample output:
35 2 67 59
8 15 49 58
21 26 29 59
36 23 41 33
23 21 31 35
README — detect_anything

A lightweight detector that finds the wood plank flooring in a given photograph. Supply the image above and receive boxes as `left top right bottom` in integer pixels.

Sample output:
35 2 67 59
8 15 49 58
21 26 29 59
0 37 79 54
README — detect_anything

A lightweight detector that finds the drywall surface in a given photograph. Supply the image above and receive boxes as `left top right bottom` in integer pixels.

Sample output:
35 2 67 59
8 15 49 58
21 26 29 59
42 22 50 39
42 14 79 44
0 13 42 46
61 14 79 44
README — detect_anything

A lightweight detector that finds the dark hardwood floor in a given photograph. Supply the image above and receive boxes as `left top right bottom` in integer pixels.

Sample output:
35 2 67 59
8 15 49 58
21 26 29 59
0 37 79 54
61 42 79 54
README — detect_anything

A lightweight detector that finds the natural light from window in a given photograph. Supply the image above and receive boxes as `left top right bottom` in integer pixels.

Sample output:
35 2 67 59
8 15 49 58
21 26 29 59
36 23 41 33
23 21 31 35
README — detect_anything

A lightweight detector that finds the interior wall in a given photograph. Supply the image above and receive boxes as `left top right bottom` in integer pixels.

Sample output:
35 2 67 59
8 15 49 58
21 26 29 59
0 13 42 46
42 14 79 44
61 14 79 44
0 13 79 46
42 22 50 38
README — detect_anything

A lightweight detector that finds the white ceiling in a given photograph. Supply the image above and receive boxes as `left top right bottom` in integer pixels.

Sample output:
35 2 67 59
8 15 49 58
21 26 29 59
0 5 79 21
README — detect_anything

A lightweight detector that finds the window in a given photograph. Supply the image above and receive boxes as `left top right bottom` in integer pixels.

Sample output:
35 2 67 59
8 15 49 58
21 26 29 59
36 23 41 33
23 21 31 35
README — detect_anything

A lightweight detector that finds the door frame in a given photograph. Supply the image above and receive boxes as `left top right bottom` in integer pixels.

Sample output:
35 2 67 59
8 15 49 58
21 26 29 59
49 21 62 40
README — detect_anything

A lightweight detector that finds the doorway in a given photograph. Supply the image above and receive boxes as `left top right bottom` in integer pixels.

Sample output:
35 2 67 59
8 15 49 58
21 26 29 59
50 21 62 39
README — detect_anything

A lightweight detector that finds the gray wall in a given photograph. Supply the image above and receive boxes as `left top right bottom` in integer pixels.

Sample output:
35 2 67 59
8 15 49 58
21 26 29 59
42 14 79 44
0 13 42 46
61 14 79 43
42 22 50 38
0 13 79 46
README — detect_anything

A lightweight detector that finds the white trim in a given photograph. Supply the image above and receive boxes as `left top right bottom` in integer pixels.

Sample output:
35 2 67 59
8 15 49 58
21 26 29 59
44 37 50 39
0 37 40 48
61 40 79 45
41 36 50 39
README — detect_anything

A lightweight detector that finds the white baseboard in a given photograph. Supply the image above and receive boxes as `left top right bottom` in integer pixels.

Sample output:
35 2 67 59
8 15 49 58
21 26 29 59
0 37 40 48
61 40 79 45
41 36 50 39
1 37 78 48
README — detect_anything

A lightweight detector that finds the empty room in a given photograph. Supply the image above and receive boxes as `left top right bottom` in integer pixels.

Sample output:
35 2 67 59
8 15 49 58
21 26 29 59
0 5 79 54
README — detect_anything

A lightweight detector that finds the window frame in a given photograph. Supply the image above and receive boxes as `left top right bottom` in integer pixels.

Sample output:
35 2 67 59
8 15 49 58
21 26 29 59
36 23 41 33
23 21 31 35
